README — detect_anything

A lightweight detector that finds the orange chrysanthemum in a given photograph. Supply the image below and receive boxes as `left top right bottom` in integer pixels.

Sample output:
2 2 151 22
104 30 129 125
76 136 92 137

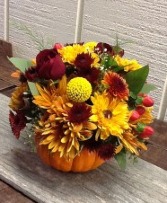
33 75 67 112
9 83 28 111
36 99 97 159
103 71 129 100
121 131 147 155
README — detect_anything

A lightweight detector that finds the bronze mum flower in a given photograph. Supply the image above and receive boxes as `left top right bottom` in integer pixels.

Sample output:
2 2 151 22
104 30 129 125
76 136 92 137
103 71 129 100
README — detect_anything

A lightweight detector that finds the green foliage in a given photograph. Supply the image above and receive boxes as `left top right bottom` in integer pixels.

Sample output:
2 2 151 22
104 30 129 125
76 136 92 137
136 123 145 133
115 149 126 170
10 21 54 50
9 57 33 73
140 83 156 94
9 57 38 96
125 65 149 96
101 55 123 72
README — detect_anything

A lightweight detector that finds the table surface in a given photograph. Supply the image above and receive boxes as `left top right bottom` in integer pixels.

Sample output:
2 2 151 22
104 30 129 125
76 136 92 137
0 93 167 203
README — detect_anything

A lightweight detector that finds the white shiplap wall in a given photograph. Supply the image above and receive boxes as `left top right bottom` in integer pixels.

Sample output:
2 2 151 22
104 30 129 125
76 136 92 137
1 0 167 119
9 0 78 58
82 0 167 120
0 1 4 38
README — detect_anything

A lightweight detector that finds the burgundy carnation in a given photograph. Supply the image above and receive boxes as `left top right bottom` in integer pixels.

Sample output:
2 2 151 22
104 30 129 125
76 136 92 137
68 103 91 123
25 66 38 81
9 110 27 139
97 144 115 160
74 53 94 68
36 49 65 80
95 42 114 55
77 66 100 84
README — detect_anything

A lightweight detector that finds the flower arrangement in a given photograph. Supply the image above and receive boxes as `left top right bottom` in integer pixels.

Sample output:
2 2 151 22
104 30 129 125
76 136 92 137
8 41 155 172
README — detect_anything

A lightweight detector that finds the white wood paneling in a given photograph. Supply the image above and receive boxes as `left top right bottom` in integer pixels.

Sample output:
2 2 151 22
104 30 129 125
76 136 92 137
9 0 78 58
82 0 167 119
4 0 9 41
0 1 4 38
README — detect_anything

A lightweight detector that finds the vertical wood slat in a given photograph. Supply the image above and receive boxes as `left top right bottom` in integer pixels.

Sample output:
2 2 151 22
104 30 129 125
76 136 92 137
74 0 85 43
4 0 9 42
157 76 167 120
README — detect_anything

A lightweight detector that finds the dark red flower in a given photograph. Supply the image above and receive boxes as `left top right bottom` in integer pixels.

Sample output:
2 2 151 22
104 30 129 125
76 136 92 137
77 66 100 84
97 144 115 160
113 46 124 57
36 49 65 80
25 66 38 81
68 103 91 123
95 42 114 55
84 138 102 152
9 110 27 139
74 53 94 68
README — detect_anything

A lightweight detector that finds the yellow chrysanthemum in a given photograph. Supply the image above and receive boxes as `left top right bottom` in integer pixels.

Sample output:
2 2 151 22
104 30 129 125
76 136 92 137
58 44 85 64
90 92 130 140
58 43 100 67
121 131 147 155
66 77 92 102
83 41 97 52
9 83 28 111
90 52 100 68
114 55 142 71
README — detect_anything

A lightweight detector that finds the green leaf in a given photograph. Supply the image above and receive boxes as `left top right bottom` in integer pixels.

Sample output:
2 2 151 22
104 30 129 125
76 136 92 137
130 91 137 99
125 65 149 96
28 82 39 96
115 150 126 170
9 57 38 96
135 96 143 105
9 57 33 73
140 83 156 94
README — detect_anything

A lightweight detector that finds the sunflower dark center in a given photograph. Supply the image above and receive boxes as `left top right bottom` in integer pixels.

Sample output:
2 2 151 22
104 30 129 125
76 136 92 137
103 110 112 119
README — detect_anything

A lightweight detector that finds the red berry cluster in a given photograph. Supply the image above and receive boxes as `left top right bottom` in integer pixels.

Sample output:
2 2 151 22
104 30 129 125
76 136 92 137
129 94 154 139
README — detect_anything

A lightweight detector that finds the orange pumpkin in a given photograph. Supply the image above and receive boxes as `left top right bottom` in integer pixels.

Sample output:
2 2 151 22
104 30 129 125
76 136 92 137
35 135 105 172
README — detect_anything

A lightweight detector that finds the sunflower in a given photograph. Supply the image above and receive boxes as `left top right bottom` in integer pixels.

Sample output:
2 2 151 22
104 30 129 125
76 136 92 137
90 92 129 140
114 55 142 72
103 71 129 100
58 44 85 64
9 83 28 111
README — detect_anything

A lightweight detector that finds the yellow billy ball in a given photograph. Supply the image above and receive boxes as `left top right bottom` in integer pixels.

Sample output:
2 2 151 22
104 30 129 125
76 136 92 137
67 77 92 102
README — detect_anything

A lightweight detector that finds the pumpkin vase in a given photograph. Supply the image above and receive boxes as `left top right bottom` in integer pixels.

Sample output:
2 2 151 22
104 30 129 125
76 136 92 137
35 135 105 172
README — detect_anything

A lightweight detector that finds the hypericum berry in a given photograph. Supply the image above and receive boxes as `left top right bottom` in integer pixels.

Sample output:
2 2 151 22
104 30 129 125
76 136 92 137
53 43 63 50
139 126 154 138
129 110 140 121
136 106 145 115
142 96 154 107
